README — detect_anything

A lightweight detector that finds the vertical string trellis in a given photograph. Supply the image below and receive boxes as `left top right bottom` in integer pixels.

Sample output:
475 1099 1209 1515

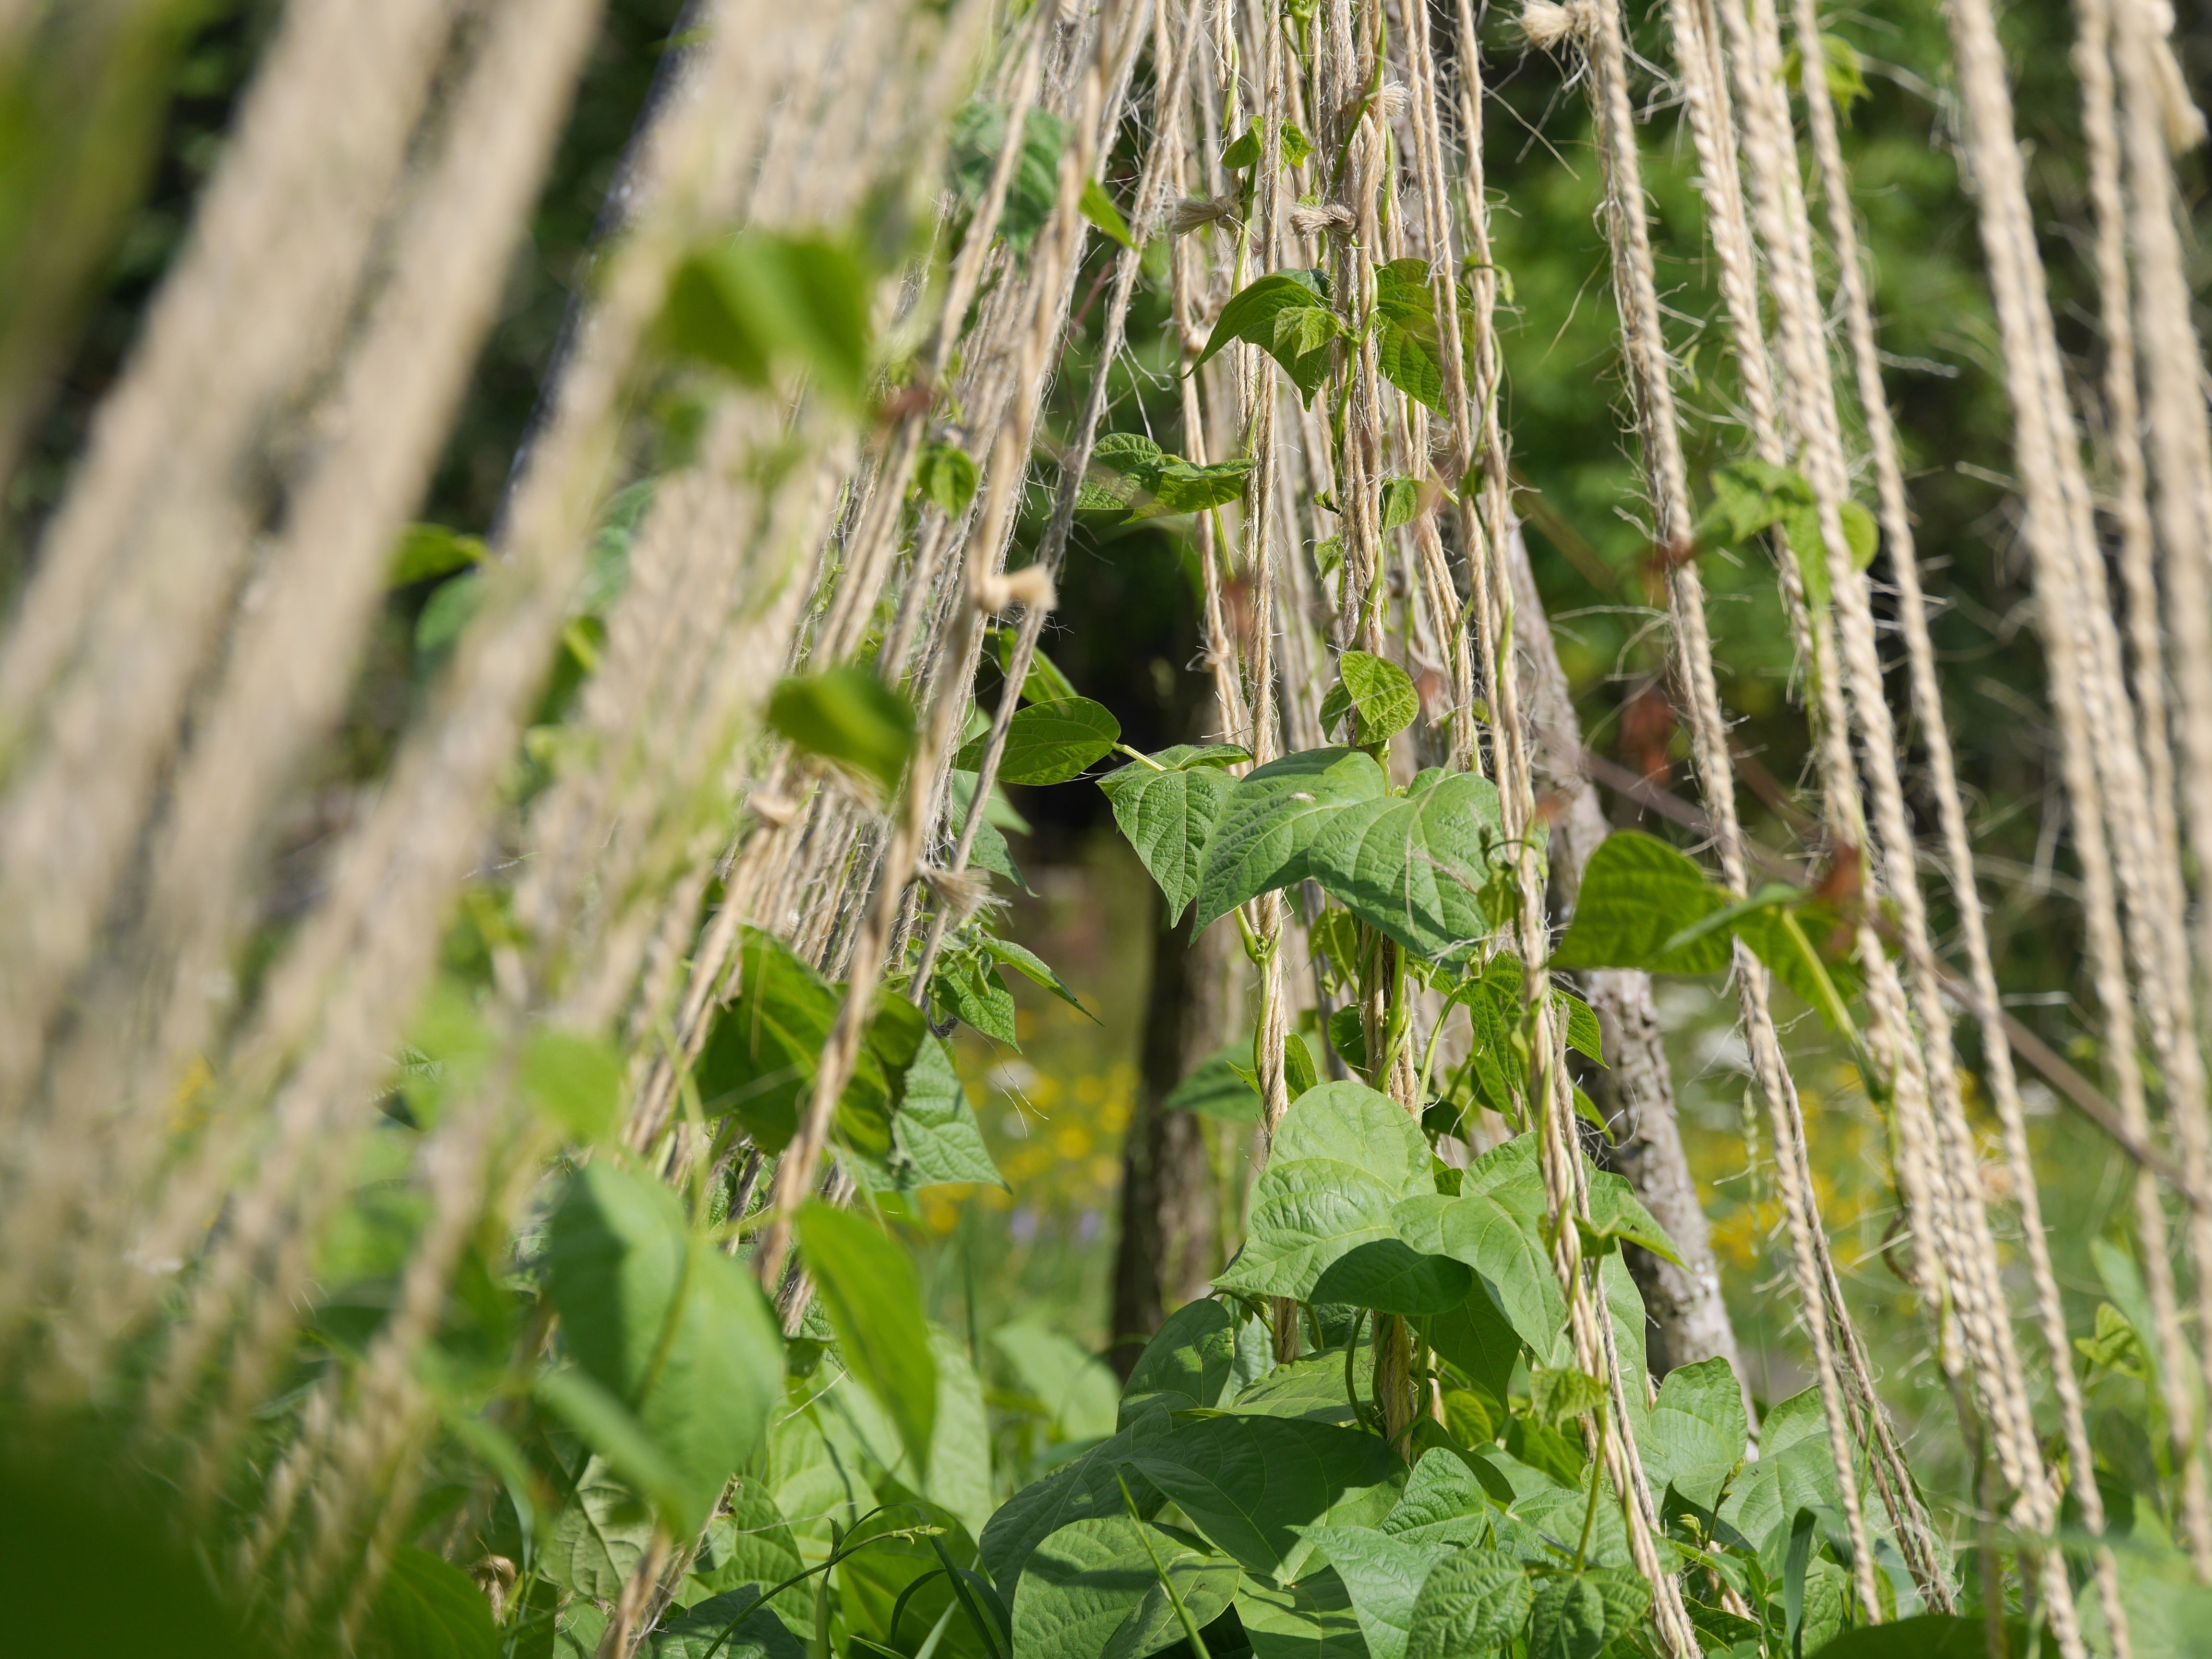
4 0 2212 1641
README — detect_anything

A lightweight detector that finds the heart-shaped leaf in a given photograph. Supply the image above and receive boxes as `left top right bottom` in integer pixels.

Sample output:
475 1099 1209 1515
1124 1416 1402 1577
1638 1356 1746 1515
958 697 1120 785
1371 259 1448 414
1198 269 1339 403
1298 1525 1457 1659
1550 831 1732 975
1192 747 1389 929
1100 758 1233 923
890 1035 1005 1190
1012 1517 1240 1659
1304 769 1509 967
1212 1157 1402 1300
545 1166 784 1534
1404 1549 1531 1659
1272 1079 1434 1193
1321 649 1420 745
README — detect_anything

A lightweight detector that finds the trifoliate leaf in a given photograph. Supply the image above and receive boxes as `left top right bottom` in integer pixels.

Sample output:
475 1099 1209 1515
1197 269 1339 403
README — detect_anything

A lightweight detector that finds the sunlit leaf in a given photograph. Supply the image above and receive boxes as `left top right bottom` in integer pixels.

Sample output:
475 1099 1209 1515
956 696 1120 785
915 441 979 516
1575 1170 1682 1265
545 1460 656 1600
1013 1517 1239 1659
1098 754 1233 923
1639 1356 1746 1516
1192 747 1389 929
521 1028 622 1143
1550 831 1732 975
982 934 1092 1016
387 523 484 588
1371 258 1447 414
1526 1364 1607 1431
891 1035 1005 1190
1197 269 1338 403
931 951 1019 1045
1298 1525 1455 1659
1404 1548 1529 1659
1304 768 1511 967
1319 648 1419 745
1527 1570 1647 1659
545 1165 784 1532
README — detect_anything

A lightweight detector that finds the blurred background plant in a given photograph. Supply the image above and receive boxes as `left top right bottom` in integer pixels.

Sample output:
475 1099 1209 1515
2 0 2208 1639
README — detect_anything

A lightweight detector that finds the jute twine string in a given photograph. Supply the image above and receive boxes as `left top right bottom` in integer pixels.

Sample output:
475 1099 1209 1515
1658 0 1946 1593
755 0 1135 1298
1726 1 2057 1619
0 0 607 1376
620 0 1082 1154
902 0 1196 1005
1246 0 1295 1135
1942 0 2212 1570
1717 0 2068 1619
193 12 864 1532
134 0 797 1456
1795 0 2123 1628
1535 0 1881 1619
812 1 1053 667
2109 0 2212 1041
2106 0 2212 1497
0 0 461 1123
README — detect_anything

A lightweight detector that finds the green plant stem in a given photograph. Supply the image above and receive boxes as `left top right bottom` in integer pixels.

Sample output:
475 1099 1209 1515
1344 1305 1370 1424
715 1510 941 1659
1414 983 1459 1104
1233 902 1267 965
1115 742 1169 769
1575 1407 1609 1573
1120 1475 1214 1659
930 1532 1007 1659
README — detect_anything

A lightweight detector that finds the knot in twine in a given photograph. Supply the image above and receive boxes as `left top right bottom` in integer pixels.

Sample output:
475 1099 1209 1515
2144 0 2207 151
1288 202 1356 237
970 565 1056 616
917 864 1005 925
1167 193 1239 235
1519 0 1599 50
